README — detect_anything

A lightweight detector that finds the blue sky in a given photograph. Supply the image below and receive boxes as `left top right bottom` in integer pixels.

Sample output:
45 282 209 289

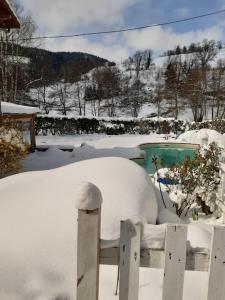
19 0 225 61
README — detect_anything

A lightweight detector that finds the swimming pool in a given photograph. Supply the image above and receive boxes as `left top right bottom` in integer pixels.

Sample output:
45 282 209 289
132 143 199 174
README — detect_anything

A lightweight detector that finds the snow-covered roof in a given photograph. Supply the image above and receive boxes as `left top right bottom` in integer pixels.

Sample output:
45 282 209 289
1 101 40 115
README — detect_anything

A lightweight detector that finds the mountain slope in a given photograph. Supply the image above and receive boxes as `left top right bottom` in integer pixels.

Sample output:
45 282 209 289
17 45 110 85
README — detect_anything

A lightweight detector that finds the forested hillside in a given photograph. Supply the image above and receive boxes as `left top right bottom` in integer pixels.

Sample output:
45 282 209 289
17 45 109 84
1 36 225 121
26 39 225 121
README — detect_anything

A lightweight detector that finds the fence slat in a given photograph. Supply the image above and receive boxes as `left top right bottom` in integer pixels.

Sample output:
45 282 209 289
162 224 187 300
119 220 141 300
207 226 225 300
77 208 101 300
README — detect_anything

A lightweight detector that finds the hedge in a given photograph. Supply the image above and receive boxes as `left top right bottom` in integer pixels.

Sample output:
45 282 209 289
189 119 225 133
36 115 188 135
36 115 225 136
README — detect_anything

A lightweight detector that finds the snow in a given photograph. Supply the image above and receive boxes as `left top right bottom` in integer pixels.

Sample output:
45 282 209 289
156 208 211 249
0 157 158 299
187 223 211 249
157 208 185 224
141 224 166 249
22 144 145 171
7 55 30 64
99 265 208 300
1 131 222 299
37 133 174 149
36 134 108 148
74 181 102 210
1 101 40 114
178 128 225 148
24 134 175 172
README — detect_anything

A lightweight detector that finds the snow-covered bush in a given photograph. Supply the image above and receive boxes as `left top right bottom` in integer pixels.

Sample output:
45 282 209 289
165 143 222 217
190 119 225 134
36 115 187 135
0 121 28 178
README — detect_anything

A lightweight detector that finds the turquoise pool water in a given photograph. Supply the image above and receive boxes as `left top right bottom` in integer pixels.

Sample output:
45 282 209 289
132 143 198 174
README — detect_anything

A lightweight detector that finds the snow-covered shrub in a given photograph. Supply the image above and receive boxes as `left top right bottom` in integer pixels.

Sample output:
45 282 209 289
0 121 28 178
190 119 225 134
165 143 222 217
36 115 188 135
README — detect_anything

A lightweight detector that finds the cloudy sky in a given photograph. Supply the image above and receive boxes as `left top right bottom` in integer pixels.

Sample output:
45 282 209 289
18 0 225 62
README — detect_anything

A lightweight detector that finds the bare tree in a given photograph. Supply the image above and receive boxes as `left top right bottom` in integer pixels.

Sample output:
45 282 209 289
209 60 225 119
192 39 218 117
152 68 165 117
164 55 183 119
49 82 71 116
0 0 36 113
91 66 120 117
181 69 206 121
194 39 218 69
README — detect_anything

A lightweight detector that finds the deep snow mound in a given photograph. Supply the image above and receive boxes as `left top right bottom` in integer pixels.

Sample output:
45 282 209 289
178 129 225 148
0 157 158 299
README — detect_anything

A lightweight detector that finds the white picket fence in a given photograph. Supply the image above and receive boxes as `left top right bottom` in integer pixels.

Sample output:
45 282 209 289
76 206 225 300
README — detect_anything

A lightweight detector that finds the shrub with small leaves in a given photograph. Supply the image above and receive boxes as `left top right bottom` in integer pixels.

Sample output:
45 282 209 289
0 120 28 178
166 143 222 217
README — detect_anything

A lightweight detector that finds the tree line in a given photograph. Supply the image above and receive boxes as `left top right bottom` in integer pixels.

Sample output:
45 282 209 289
43 41 224 122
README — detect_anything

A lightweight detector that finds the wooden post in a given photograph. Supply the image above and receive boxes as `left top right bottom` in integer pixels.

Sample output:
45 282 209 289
207 226 225 300
162 224 187 300
75 182 102 300
30 114 36 151
119 220 141 300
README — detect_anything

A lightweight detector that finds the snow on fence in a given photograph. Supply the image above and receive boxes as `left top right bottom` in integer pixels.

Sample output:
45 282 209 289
76 190 225 300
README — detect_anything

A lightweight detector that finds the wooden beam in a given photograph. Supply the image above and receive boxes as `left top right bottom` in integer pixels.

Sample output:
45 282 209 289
1 113 35 122
0 14 12 20
100 246 209 271
30 114 36 151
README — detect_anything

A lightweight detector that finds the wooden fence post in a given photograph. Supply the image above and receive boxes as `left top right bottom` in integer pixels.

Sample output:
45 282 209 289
207 225 225 300
75 182 102 300
119 220 141 300
162 224 187 300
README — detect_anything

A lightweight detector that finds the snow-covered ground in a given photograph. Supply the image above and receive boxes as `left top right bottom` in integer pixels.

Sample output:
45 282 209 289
0 155 212 300
36 134 108 148
25 133 174 171
30 129 225 172
1 101 39 114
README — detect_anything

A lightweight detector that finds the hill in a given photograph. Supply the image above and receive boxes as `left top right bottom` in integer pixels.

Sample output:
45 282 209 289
17 45 110 86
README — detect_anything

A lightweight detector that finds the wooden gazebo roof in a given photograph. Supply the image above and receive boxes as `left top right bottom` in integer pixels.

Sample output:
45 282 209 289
0 0 20 29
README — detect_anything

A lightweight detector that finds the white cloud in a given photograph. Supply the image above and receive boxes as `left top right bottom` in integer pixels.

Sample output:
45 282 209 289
39 23 225 63
44 36 129 62
124 25 224 53
18 0 225 63
19 0 141 33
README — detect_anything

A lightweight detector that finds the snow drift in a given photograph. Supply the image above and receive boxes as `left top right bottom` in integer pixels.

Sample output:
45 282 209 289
0 157 158 299
178 128 225 148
